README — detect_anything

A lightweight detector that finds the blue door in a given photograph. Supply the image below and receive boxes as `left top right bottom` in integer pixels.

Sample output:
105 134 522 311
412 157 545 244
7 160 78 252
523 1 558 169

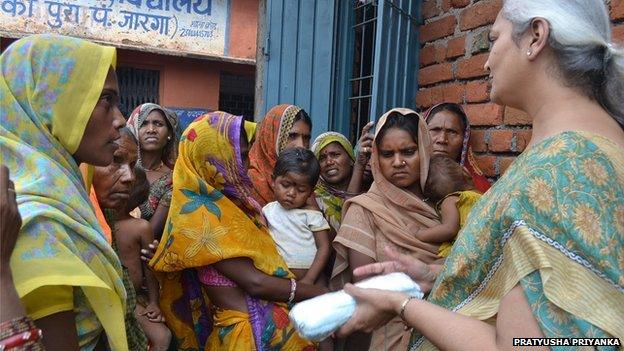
260 0 336 138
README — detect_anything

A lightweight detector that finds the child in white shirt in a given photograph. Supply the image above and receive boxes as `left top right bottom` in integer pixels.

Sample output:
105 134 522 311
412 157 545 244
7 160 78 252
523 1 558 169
262 147 331 285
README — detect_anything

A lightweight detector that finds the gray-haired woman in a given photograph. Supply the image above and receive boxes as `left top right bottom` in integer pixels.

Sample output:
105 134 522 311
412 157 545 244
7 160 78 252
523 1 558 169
335 0 624 349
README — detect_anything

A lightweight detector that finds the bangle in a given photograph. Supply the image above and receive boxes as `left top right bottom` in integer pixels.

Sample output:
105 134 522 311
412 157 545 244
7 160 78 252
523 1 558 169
0 328 43 350
287 278 297 304
399 296 416 325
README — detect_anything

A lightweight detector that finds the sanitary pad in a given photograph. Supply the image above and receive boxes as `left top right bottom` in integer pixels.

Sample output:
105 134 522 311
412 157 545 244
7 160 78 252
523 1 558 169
289 272 423 341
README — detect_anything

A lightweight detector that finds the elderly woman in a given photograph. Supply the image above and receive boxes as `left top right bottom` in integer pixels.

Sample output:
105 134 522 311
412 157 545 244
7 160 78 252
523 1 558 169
336 0 624 349
331 108 441 350
1 35 128 350
126 103 179 240
149 112 326 350
424 103 491 193
248 104 312 206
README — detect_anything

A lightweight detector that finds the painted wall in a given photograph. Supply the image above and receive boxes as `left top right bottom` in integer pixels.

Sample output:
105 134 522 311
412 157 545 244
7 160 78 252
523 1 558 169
117 49 255 110
228 0 258 59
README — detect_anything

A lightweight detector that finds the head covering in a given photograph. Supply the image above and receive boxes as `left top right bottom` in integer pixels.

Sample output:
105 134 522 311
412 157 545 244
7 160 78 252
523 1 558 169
0 34 127 349
244 120 258 143
149 111 294 349
248 104 303 205
331 108 440 350
311 132 356 231
424 103 491 193
311 132 355 161
126 103 179 169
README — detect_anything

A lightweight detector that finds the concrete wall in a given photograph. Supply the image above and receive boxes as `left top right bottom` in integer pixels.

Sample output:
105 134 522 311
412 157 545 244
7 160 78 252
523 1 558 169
416 0 623 179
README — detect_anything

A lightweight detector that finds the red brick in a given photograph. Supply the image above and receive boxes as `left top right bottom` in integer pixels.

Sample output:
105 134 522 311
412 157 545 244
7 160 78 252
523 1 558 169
420 45 437 67
474 155 497 177
440 82 466 103
446 36 466 59
451 0 470 8
464 103 503 126
420 16 457 43
429 85 445 105
515 130 533 152
504 106 532 126
465 80 490 102
456 53 489 79
418 63 453 86
416 88 433 109
434 44 447 63
499 156 516 175
614 24 624 45
488 130 513 152
470 130 487 152
611 0 624 21
422 0 439 20
459 0 502 31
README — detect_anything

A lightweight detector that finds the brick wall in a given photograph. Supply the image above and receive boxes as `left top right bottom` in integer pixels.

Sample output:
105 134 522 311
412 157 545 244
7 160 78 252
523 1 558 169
416 0 624 180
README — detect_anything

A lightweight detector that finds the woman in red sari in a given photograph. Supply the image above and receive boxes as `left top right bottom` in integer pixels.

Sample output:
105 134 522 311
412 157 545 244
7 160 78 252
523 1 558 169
424 103 491 193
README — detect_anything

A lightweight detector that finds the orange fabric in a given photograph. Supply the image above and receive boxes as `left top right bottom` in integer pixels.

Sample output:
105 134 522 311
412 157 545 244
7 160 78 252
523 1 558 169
89 187 112 243
248 104 302 206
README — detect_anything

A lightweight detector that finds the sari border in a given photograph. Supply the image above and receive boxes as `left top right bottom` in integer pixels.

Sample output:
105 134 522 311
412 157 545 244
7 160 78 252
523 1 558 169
411 219 623 350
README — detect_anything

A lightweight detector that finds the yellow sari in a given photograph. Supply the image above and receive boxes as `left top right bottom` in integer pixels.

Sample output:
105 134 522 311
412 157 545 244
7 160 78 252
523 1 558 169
1 35 127 350
150 112 314 350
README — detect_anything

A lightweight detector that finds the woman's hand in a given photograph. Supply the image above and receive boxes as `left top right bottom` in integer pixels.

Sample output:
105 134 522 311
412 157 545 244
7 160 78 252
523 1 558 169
336 284 406 336
353 246 440 294
143 302 165 323
355 122 374 167
141 239 159 263
1 165 21 267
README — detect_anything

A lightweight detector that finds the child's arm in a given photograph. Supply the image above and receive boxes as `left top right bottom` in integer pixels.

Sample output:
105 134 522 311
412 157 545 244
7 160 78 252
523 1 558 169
415 195 461 243
139 221 164 323
300 229 331 285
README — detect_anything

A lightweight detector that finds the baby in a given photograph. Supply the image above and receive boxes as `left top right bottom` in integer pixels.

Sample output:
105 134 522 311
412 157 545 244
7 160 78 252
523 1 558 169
420 155 483 257
263 147 331 285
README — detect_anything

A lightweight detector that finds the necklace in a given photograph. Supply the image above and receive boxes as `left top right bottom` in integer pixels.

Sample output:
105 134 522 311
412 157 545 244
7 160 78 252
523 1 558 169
146 161 164 172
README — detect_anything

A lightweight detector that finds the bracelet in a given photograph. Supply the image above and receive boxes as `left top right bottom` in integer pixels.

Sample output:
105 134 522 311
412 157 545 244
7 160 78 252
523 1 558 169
0 328 43 350
287 278 297 304
399 296 416 325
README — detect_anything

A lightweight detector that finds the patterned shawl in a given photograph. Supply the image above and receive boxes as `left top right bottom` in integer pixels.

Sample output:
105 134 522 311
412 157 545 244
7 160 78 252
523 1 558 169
248 104 302 206
424 103 491 193
149 112 294 350
126 103 180 170
0 35 127 350
410 132 624 349
311 132 356 232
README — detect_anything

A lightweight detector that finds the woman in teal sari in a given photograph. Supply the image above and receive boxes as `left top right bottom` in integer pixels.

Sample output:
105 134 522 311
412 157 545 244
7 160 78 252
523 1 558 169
333 0 624 349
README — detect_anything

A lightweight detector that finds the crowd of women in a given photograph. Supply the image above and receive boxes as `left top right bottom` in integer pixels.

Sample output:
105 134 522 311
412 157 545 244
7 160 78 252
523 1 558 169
1 0 623 350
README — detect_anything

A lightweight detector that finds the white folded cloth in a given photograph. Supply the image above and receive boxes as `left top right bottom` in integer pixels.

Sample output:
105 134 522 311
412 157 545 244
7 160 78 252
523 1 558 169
289 272 423 341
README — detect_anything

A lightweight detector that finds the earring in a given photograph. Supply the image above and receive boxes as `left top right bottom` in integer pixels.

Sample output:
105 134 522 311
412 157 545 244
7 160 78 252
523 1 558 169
526 50 532 56
167 136 171 141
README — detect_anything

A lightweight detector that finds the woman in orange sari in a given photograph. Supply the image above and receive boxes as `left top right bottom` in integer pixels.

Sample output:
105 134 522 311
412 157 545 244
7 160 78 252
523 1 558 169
248 104 312 206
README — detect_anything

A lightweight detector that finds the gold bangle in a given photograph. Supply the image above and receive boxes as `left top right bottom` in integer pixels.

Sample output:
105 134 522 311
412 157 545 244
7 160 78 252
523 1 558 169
399 296 416 324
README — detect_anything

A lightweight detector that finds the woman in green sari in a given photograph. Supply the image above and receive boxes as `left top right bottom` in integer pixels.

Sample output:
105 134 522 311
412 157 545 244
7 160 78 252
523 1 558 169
333 0 624 349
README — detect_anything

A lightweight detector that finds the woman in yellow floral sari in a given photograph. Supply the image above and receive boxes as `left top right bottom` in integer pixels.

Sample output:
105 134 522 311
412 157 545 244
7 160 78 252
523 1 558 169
149 112 325 350
332 1 624 350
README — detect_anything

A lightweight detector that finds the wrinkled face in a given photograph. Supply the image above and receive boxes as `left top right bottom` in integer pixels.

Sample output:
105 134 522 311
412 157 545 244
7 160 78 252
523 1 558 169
139 110 171 152
93 134 138 210
284 120 312 150
485 14 525 105
272 171 313 210
377 128 421 194
428 110 465 161
318 142 353 187
73 68 125 166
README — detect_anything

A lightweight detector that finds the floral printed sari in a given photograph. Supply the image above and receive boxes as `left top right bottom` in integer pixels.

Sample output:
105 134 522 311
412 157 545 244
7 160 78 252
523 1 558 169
149 112 315 351
410 132 624 350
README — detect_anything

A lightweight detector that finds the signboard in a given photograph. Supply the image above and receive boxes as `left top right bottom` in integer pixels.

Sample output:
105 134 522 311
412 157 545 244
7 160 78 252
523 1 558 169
0 0 230 58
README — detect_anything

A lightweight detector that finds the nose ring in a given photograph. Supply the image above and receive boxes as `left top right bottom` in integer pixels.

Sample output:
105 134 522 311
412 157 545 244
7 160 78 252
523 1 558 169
401 161 407 166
